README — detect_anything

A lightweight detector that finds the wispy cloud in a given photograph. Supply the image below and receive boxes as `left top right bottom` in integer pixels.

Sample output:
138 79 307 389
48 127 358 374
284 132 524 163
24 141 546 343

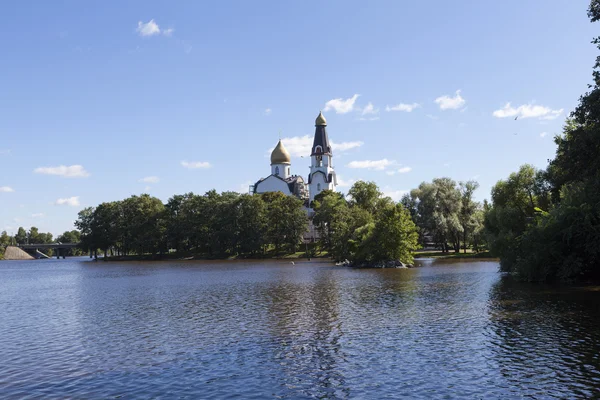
435 90 466 110
139 176 159 183
540 132 548 138
0 149 11 155
136 19 174 37
386 103 420 112
361 102 379 115
237 181 253 194
264 108 272 116
336 175 356 188
0 186 14 193
136 19 161 36
426 114 439 120
55 196 80 207
181 160 211 169
267 136 363 158
386 166 412 175
382 188 409 202
31 213 44 218
347 159 395 171
324 94 360 114
358 117 380 121
34 165 90 178
332 140 363 152
493 103 564 120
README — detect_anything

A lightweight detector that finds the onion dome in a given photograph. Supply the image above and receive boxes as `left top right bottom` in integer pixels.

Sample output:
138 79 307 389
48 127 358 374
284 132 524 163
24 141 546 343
315 111 327 126
270 139 291 164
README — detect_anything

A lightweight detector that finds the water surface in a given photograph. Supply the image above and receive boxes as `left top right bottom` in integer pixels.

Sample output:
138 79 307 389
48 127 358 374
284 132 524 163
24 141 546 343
1 258 600 398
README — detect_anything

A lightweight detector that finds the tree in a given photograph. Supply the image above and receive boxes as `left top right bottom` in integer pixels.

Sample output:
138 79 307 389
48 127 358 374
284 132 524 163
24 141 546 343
353 202 419 264
459 180 480 253
313 190 348 253
15 227 27 245
234 194 267 256
411 178 462 252
262 192 307 254
348 181 381 213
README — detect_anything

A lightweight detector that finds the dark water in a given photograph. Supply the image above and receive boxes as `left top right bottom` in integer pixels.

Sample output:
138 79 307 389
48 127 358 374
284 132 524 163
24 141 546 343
2 258 600 399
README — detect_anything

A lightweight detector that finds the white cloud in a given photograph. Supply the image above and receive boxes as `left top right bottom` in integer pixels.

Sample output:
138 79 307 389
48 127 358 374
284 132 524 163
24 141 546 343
162 28 174 37
493 103 564 120
336 175 356 188
0 186 14 192
55 196 80 207
331 140 364 152
181 160 211 169
362 102 379 115
268 136 364 158
347 159 395 170
139 176 159 183
358 117 380 121
324 94 360 114
426 114 439 120
34 165 90 178
136 19 161 37
31 213 44 218
386 103 420 112
386 166 412 175
383 189 409 202
264 108 272 116
144 186 151 192
540 132 548 138
435 90 466 110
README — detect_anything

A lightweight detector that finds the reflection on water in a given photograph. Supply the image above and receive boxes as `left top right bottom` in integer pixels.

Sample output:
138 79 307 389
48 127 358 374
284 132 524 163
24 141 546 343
1 258 600 398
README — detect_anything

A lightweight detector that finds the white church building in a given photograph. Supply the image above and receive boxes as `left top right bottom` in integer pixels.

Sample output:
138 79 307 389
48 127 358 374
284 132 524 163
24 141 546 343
252 112 337 204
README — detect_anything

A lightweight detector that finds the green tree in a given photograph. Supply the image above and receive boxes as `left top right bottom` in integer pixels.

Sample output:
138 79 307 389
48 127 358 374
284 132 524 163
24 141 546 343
348 181 381 213
459 180 480 253
411 178 462 252
234 194 267 256
353 202 419 264
15 227 27 244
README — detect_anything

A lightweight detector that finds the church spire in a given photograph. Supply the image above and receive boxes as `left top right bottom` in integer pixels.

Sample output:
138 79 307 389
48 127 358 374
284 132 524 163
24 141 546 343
311 111 331 156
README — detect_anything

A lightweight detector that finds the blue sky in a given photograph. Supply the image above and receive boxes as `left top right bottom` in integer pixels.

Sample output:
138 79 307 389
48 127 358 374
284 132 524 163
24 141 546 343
0 0 596 236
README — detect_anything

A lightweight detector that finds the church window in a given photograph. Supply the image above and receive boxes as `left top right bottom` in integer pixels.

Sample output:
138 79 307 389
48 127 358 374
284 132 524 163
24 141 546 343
287 167 290 175
275 166 279 176
317 183 321 192
315 145 323 154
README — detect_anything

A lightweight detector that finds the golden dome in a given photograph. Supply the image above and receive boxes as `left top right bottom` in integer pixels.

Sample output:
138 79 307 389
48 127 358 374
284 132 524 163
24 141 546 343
315 111 327 126
271 140 291 164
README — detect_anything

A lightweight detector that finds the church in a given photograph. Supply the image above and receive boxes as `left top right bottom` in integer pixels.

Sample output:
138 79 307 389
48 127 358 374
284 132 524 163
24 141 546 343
252 112 338 205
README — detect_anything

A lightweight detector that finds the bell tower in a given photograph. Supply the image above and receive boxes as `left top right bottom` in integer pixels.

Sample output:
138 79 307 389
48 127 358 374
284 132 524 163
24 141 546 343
308 111 336 202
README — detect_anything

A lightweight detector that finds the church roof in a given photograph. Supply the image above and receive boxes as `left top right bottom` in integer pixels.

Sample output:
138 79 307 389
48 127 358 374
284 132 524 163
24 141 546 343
311 112 331 156
271 139 291 164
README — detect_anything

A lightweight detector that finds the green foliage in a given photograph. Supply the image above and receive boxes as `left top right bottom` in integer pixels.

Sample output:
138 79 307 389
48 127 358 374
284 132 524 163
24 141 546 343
75 189 309 259
410 178 463 252
313 181 419 264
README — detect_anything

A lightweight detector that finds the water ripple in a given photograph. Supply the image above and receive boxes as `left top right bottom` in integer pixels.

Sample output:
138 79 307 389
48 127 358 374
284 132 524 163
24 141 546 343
1 259 600 398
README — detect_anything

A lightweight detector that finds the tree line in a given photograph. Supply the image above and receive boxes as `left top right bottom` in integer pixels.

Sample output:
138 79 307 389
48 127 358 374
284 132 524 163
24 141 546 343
0 228 83 258
74 190 308 259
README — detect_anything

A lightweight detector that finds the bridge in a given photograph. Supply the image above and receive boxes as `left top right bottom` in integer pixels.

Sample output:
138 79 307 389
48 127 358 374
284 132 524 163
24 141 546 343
18 243 81 259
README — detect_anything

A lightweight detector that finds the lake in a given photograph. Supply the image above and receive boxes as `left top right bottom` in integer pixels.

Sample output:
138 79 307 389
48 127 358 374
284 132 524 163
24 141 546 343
1 258 600 399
